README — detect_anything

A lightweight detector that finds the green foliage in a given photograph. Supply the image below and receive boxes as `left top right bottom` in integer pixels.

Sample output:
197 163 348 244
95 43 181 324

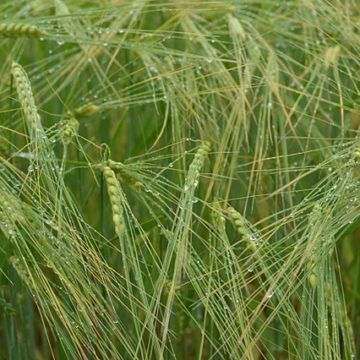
0 0 359 359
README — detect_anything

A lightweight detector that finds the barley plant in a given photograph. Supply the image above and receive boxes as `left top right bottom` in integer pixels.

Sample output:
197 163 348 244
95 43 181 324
0 0 359 359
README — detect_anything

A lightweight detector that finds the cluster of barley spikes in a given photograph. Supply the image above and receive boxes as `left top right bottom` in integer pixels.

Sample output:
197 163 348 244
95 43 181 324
0 0 360 359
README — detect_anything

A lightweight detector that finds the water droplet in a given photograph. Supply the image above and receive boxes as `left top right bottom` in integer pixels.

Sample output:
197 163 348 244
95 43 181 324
250 234 258 241
44 219 54 226
57 39 64 46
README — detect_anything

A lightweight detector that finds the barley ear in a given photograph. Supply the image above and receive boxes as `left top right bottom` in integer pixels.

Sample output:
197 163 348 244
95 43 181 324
73 103 100 119
185 140 211 189
108 159 144 191
228 206 259 249
102 166 125 236
11 62 43 135
60 116 79 144
227 14 246 41
0 23 47 38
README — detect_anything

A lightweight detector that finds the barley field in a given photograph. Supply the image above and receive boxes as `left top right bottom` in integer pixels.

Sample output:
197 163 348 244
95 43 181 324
0 1 359 359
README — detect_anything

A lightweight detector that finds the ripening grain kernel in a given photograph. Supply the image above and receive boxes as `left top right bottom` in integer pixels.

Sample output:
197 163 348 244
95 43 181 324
353 141 360 162
324 46 340 69
54 0 70 16
0 23 47 38
308 273 317 288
